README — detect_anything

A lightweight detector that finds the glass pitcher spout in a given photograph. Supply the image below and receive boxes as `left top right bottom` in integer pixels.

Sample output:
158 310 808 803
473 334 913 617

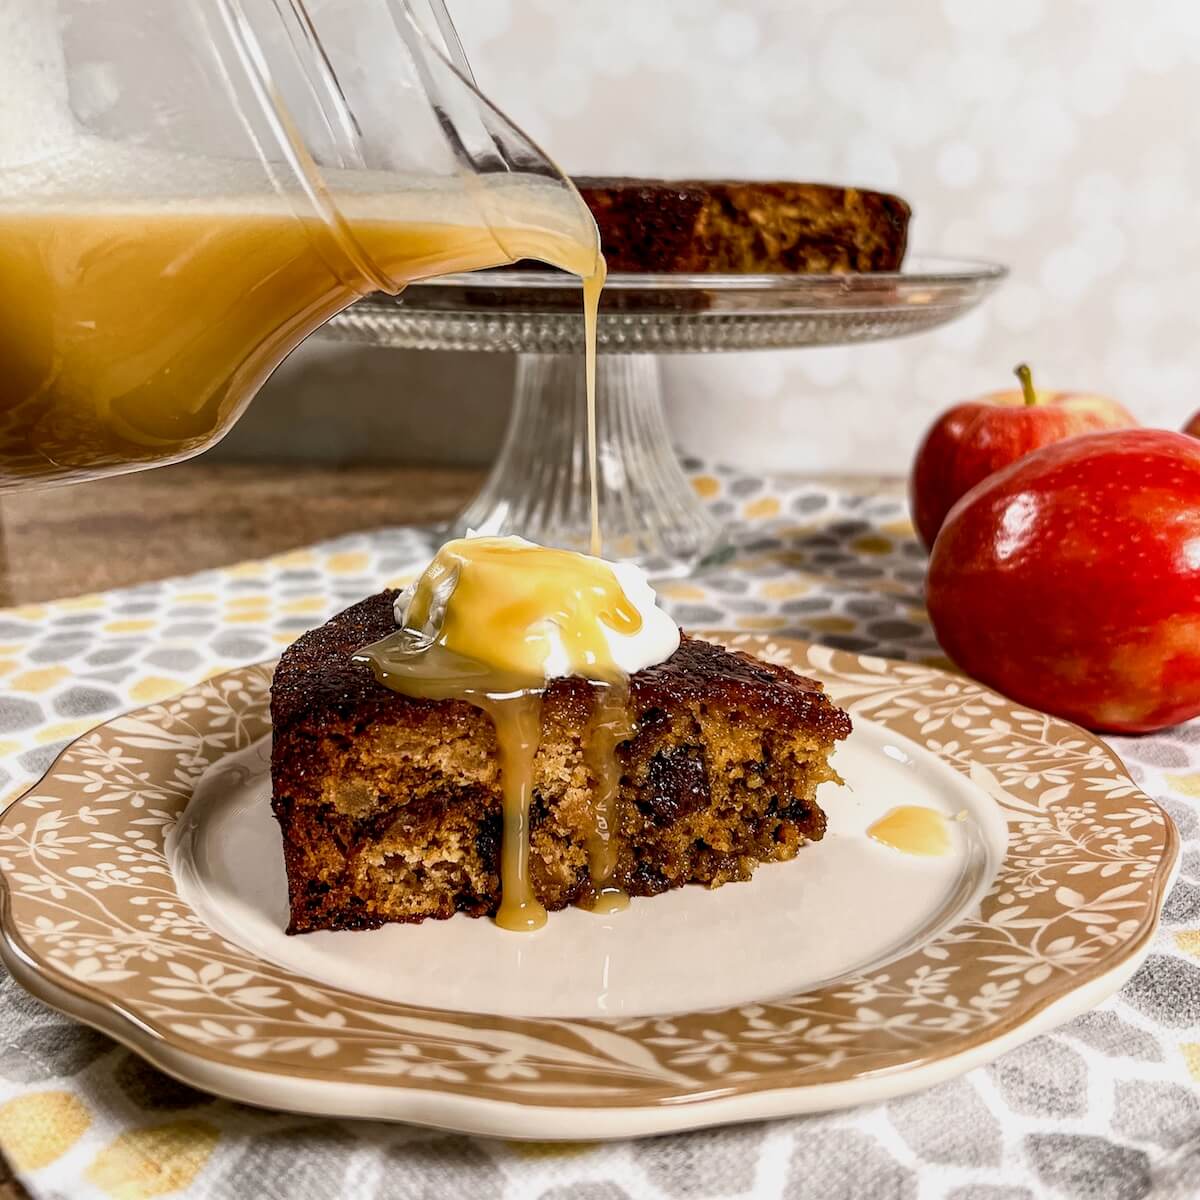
0 0 601 489
213 0 602 288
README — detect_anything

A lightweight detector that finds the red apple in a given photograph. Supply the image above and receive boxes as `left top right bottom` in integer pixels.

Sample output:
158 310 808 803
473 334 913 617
927 428 1200 733
910 365 1136 550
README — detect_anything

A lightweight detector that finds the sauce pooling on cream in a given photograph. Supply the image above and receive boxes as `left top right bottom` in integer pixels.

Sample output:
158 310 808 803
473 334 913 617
356 537 678 930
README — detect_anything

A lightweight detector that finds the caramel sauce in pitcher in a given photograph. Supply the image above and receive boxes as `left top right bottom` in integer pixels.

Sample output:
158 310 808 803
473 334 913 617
357 539 645 931
0 177 604 488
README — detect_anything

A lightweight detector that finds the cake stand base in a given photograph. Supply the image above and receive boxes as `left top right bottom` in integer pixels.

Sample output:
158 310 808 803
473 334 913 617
451 354 728 576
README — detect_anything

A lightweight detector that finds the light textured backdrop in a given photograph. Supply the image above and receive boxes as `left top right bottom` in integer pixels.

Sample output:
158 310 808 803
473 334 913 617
221 0 1200 473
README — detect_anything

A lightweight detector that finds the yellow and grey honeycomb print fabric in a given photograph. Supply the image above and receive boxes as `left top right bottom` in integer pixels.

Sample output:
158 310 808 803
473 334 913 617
0 471 1197 1199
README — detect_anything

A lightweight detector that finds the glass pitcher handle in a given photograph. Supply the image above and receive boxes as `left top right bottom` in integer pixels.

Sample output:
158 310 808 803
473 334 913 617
406 0 480 86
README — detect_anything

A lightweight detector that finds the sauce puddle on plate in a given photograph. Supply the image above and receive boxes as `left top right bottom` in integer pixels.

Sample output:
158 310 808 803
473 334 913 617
867 805 952 857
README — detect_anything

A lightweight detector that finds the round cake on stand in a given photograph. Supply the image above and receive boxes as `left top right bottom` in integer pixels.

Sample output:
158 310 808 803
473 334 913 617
323 254 1006 576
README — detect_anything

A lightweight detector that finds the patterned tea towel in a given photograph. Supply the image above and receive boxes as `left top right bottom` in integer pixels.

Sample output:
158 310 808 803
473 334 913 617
0 470 1196 1200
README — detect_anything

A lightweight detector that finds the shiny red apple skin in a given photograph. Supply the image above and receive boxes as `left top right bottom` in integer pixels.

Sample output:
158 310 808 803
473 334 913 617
911 389 1136 550
927 428 1200 734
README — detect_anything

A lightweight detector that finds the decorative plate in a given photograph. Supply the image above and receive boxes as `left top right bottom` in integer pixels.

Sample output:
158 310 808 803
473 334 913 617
0 635 1176 1140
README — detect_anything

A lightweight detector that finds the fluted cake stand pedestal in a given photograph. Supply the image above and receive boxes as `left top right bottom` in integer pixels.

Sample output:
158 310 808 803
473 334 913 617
322 255 1006 576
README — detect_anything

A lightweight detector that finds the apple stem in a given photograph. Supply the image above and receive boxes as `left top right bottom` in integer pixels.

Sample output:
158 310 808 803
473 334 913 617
1015 363 1038 407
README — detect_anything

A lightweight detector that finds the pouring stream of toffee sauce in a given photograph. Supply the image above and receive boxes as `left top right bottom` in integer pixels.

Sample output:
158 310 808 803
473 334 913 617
357 249 627 930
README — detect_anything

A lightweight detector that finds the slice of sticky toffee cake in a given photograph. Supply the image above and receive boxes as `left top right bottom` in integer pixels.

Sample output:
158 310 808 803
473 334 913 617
270 591 851 932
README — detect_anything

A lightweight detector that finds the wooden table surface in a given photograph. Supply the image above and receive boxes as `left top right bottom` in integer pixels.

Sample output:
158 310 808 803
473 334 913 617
0 461 483 1199
0 461 483 607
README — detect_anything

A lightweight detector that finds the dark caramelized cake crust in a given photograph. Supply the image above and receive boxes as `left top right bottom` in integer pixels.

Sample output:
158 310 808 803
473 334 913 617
573 178 910 274
271 591 851 932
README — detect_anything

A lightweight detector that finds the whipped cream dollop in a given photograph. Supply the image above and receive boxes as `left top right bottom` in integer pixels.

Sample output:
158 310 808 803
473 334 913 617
393 535 679 682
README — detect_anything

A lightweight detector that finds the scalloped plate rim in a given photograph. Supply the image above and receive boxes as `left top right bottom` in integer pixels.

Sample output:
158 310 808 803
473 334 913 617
0 929 1160 1140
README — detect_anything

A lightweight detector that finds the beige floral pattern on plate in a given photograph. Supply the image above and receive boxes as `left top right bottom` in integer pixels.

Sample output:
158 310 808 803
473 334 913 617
0 636 1177 1108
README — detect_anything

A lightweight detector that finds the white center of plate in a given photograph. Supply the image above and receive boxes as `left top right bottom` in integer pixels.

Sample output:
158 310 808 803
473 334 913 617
168 718 1006 1019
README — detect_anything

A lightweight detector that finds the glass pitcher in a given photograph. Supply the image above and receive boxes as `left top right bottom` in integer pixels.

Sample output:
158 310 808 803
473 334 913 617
0 0 600 489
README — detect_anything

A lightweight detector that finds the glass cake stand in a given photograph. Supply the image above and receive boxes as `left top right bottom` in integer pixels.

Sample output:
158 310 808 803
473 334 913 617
322 254 1006 574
